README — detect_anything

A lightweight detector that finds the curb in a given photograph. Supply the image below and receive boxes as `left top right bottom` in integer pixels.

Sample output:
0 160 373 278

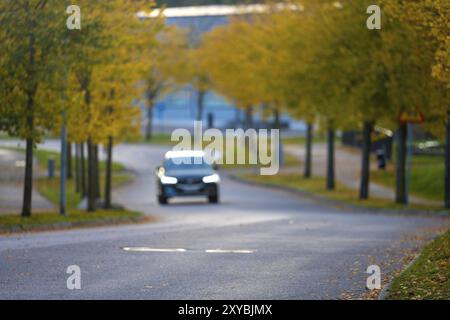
0 215 152 235
228 173 450 218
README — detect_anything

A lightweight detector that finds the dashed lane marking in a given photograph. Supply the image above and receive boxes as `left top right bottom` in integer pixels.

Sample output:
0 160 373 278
122 247 187 253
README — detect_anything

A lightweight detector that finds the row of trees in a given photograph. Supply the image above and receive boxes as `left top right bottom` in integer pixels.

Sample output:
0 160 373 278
189 0 449 206
0 0 169 216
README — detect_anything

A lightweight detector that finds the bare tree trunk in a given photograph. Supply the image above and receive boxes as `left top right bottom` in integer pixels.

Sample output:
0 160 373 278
22 13 35 218
445 111 450 209
145 102 153 141
244 106 253 129
235 108 241 126
196 90 205 122
326 126 335 190
396 123 408 204
273 109 280 129
75 143 80 193
87 139 96 212
66 142 72 179
22 135 34 217
104 136 113 209
359 121 373 199
80 142 86 198
304 123 313 178
94 144 100 199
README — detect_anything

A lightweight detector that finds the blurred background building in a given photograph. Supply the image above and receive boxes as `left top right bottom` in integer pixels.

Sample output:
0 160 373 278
138 4 305 134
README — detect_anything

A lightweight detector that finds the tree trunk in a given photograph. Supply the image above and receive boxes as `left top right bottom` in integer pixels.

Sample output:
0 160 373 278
445 111 450 209
87 139 96 212
145 102 153 141
21 136 34 217
244 106 253 129
66 142 72 179
196 90 205 122
75 143 80 193
235 108 241 126
104 136 113 209
273 109 280 129
22 16 36 218
304 122 313 179
80 142 86 198
326 127 335 190
94 144 100 199
395 123 408 204
359 121 373 200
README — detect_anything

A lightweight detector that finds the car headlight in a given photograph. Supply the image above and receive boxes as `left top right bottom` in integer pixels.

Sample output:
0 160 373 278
160 175 178 185
202 174 220 184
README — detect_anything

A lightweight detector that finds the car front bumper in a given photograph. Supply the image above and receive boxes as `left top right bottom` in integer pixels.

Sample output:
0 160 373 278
161 183 218 198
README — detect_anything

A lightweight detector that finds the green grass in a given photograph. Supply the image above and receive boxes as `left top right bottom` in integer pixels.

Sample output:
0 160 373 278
36 173 132 210
125 134 301 169
0 133 12 140
126 133 332 147
238 173 444 211
32 148 126 173
372 155 444 202
219 143 300 170
0 209 144 231
387 230 450 300
1 147 133 209
125 133 175 146
33 149 132 209
281 134 336 145
125 132 333 152
0 146 145 232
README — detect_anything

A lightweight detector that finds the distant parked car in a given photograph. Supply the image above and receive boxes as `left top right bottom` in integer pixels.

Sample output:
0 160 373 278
155 150 220 205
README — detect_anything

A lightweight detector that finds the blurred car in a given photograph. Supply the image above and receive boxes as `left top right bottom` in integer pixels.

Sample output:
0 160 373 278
155 150 220 205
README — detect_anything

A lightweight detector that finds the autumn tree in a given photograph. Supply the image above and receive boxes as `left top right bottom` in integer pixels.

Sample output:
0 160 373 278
66 1 162 211
0 0 68 217
381 0 448 204
143 26 187 140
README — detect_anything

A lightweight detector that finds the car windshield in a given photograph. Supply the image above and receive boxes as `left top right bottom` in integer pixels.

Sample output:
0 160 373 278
164 157 212 171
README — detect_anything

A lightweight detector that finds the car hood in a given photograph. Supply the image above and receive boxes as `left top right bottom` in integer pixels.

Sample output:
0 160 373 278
165 169 216 178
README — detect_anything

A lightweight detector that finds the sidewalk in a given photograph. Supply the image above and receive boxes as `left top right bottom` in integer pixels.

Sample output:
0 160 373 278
284 143 437 206
0 148 55 214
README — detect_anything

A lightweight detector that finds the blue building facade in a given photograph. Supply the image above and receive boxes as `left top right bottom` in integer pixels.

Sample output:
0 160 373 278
145 8 303 132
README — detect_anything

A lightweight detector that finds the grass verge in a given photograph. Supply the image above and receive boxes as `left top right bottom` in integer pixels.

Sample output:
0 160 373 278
371 155 444 203
0 147 149 234
125 133 331 147
237 173 446 212
125 133 174 146
386 230 450 300
3 147 133 210
126 135 302 169
0 209 152 234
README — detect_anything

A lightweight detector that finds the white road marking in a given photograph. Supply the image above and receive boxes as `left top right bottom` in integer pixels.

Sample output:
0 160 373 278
205 249 255 254
122 247 256 254
122 247 186 253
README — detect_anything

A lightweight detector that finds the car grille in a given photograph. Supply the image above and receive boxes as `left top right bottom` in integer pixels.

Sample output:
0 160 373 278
177 177 203 184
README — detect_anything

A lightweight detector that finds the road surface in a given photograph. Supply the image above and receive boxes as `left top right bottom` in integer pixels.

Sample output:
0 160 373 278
0 142 448 299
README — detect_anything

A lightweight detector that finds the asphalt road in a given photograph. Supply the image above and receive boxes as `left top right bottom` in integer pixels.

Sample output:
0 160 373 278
0 142 448 299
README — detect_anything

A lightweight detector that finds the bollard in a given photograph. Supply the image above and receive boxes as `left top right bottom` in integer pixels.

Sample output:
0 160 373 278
48 158 55 178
